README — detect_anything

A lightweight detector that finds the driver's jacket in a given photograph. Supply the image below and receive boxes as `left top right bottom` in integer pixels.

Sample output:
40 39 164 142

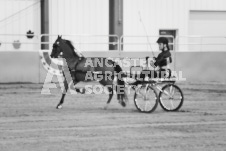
154 50 172 68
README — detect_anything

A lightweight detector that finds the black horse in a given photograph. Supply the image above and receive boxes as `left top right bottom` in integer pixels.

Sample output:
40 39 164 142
50 35 128 109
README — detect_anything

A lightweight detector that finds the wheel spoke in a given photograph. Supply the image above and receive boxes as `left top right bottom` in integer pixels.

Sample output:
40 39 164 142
163 89 170 96
134 86 158 113
170 99 175 109
159 84 184 111
169 85 175 97
144 101 149 111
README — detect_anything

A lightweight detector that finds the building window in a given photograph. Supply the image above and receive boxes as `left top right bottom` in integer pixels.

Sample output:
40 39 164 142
159 30 177 51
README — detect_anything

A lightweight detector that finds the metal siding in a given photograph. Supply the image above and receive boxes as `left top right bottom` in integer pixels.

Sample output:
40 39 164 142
50 0 108 35
49 0 109 51
124 0 191 35
123 0 190 51
123 0 226 52
190 0 226 10
0 0 40 51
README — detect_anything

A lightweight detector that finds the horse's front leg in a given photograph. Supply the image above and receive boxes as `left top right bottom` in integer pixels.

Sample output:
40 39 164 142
56 79 68 109
104 86 114 110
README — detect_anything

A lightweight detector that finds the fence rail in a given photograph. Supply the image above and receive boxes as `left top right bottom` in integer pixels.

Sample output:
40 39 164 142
0 34 226 52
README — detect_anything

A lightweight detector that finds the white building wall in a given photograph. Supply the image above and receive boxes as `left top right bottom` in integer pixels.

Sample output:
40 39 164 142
0 0 40 51
0 0 226 52
124 0 191 36
49 0 109 51
189 0 226 10
0 0 109 52
123 0 226 51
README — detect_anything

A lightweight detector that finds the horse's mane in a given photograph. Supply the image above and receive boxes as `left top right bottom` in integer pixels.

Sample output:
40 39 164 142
64 40 78 57
65 40 75 50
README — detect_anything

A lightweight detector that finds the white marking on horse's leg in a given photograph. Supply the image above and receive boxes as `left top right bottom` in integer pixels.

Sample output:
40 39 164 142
80 88 85 94
57 105 63 109
124 90 129 103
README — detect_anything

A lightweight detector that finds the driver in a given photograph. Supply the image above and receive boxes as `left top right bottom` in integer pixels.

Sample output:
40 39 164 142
152 37 172 78
131 37 172 87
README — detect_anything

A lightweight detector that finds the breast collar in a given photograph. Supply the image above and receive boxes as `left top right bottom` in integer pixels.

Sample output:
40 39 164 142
74 56 85 71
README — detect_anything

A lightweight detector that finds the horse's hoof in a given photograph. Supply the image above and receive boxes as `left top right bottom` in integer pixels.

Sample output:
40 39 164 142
80 88 85 94
121 101 126 107
75 88 85 94
56 105 62 109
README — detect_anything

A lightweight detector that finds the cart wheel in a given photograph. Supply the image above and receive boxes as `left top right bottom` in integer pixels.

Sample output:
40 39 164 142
134 85 158 113
159 84 184 111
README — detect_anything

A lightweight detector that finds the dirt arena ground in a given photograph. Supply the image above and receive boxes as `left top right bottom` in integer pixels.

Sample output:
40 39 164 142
0 82 226 151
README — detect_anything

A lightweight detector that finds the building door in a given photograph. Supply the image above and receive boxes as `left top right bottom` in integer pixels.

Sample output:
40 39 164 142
189 11 226 51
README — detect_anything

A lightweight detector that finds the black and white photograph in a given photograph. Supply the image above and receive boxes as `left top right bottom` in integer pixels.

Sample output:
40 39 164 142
0 0 226 150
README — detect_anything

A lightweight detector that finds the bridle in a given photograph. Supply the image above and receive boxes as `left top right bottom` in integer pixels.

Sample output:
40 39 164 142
52 41 62 58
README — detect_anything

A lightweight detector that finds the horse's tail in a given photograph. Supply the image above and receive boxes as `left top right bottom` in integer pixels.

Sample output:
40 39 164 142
114 63 128 107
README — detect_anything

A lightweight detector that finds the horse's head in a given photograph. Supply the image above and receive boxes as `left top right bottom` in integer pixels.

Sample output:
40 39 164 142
50 35 82 59
50 35 62 58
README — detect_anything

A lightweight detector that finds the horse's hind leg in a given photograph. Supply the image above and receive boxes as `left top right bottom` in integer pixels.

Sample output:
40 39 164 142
104 86 114 110
115 85 126 107
56 79 69 109
57 94 66 109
